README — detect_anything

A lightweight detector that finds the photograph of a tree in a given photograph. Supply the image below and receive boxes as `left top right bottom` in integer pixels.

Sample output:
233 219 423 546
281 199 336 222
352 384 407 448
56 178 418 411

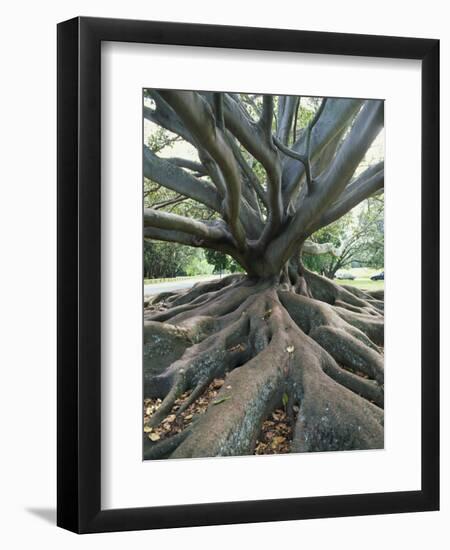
143 90 384 459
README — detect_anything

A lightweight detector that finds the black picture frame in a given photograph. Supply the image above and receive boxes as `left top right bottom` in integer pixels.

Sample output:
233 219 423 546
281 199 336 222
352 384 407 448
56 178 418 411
57 16 439 533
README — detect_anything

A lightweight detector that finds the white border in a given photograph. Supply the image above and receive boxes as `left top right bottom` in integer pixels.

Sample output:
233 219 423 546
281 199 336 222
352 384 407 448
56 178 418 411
101 42 422 509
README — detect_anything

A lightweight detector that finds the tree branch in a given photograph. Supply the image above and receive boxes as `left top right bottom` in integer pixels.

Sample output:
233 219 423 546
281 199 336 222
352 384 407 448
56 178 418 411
214 92 225 130
144 145 221 212
165 157 208 175
291 101 383 234
222 94 275 168
144 226 236 255
276 96 299 145
259 95 274 140
273 135 314 195
316 100 384 205
197 136 264 239
152 195 187 210
302 240 342 256
222 95 284 241
157 90 246 249
225 94 282 246
316 164 384 230
224 130 268 210
282 99 364 207
144 208 230 243
144 92 195 145
266 101 382 269
298 98 328 195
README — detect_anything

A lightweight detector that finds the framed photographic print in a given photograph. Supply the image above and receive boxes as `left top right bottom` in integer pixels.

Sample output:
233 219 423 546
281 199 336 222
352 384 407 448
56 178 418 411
57 17 439 533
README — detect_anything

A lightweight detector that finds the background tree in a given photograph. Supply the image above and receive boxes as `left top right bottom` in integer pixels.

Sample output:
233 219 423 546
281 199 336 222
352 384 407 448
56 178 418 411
204 249 243 274
143 91 384 459
302 213 350 276
303 195 384 278
143 241 214 279
144 240 194 279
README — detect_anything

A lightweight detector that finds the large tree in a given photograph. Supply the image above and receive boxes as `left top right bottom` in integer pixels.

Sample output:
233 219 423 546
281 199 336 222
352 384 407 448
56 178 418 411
143 91 384 459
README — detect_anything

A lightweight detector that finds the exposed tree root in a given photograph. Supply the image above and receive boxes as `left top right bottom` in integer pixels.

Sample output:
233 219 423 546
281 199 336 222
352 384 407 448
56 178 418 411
143 271 384 459
168 274 244 307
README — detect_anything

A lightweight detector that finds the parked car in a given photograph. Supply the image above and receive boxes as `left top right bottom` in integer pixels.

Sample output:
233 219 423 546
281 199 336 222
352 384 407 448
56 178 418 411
370 271 384 281
335 272 356 280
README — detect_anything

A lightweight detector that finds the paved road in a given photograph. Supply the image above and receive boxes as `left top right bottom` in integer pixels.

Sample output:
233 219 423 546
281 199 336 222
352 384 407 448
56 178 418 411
144 275 220 296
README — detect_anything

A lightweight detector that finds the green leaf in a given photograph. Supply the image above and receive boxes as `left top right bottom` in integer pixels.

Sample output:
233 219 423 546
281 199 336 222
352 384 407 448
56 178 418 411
212 396 232 406
282 392 289 408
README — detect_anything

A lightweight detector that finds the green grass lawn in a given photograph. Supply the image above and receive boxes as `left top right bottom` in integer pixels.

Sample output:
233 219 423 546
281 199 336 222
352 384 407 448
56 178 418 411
336 277 384 291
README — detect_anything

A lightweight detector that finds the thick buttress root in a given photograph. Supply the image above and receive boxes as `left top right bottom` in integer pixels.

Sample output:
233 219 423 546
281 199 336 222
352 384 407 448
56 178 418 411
143 272 384 459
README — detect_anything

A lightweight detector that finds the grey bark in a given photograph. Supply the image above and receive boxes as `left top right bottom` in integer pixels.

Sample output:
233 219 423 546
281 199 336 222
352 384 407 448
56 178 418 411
144 91 384 278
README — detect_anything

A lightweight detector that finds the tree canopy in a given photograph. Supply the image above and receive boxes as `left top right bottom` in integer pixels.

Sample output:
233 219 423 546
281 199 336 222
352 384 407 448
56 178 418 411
143 91 384 279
